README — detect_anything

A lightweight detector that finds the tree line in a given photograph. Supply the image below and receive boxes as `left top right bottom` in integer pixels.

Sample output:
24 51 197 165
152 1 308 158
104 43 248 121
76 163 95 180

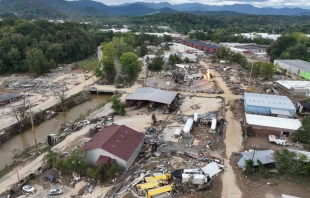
0 15 111 75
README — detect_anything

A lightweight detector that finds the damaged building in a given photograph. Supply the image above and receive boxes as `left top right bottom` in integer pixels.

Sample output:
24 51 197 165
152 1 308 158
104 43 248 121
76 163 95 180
125 87 180 112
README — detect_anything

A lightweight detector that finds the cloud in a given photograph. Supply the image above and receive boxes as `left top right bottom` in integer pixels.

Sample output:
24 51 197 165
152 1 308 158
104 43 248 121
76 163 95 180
91 0 310 9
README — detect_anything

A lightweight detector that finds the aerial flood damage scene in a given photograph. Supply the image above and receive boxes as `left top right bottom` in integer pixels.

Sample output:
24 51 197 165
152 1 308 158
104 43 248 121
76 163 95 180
1 1 310 198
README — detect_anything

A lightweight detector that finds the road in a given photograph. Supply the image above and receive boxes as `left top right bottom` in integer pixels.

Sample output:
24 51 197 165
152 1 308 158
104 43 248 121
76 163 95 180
97 46 103 61
199 60 243 198
0 124 95 194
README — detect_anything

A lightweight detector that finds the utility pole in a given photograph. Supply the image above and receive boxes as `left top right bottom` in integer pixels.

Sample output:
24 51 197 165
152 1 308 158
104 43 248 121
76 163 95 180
15 167 20 183
144 66 147 88
29 103 38 152
249 62 254 86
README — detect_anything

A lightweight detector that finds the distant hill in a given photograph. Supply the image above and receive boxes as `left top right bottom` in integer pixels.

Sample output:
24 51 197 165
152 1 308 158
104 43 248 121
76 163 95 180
1 0 310 19
71 0 177 16
0 0 105 19
119 1 310 16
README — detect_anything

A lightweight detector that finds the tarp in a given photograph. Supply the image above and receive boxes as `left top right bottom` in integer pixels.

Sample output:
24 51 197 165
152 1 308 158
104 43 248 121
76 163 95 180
201 162 222 177
237 150 275 169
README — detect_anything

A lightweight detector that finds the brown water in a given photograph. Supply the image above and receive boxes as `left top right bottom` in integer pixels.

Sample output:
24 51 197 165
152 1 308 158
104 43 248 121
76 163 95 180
0 94 111 170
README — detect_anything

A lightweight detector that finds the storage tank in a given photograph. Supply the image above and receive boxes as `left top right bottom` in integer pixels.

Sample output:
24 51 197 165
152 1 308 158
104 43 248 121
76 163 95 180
193 113 198 122
211 119 217 131
183 118 194 134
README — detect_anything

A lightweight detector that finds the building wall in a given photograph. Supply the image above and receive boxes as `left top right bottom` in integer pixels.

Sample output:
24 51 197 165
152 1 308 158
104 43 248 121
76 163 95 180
85 148 127 169
274 60 300 76
245 123 296 136
300 70 310 80
125 140 144 169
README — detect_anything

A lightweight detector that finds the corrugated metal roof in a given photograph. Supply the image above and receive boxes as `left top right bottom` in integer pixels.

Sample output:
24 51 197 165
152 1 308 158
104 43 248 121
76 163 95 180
244 92 295 110
126 87 177 105
275 59 310 73
270 109 291 116
237 150 275 168
245 114 301 130
277 80 310 90
83 125 145 161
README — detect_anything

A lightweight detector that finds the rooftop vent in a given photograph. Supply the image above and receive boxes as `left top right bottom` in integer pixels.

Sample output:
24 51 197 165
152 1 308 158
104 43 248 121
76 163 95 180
112 145 115 147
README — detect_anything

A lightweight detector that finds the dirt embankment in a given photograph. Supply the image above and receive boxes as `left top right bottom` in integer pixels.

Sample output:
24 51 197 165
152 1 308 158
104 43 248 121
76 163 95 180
0 91 91 144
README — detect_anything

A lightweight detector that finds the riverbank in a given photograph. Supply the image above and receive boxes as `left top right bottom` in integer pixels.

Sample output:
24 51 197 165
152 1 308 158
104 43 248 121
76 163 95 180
0 92 119 195
0 90 92 144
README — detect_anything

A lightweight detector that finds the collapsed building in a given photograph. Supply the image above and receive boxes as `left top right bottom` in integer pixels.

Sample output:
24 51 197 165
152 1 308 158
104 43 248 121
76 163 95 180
0 93 22 106
125 87 181 112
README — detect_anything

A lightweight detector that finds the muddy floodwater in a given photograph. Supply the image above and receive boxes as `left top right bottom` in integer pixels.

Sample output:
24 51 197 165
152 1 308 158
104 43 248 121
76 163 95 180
0 94 111 170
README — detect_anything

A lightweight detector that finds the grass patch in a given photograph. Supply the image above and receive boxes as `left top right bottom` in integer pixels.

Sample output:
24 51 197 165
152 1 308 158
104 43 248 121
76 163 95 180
0 161 21 178
2 79 16 87
248 86 258 93
72 56 98 70
109 94 122 102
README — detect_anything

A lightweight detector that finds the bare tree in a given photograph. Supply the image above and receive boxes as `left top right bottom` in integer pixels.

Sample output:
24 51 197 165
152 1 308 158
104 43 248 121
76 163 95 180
51 86 67 123
151 113 157 125
12 97 28 132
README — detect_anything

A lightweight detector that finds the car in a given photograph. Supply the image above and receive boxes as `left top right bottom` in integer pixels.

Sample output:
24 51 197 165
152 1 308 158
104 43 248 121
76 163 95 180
22 185 36 193
45 174 56 182
49 188 63 195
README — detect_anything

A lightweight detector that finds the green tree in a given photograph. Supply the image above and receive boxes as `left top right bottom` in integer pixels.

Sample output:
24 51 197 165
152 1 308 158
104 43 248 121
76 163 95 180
184 57 190 63
293 117 310 144
26 48 49 75
244 159 255 175
111 98 126 116
138 44 148 57
148 49 164 71
120 52 140 82
260 62 276 80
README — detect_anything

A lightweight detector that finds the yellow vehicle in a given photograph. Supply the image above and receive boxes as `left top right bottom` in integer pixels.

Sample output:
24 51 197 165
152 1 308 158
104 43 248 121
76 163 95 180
147 184 174 198
136 181 168 196
144 173 171 183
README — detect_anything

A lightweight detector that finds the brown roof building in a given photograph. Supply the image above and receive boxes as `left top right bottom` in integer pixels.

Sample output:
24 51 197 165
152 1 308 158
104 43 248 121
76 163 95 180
83 125 144 170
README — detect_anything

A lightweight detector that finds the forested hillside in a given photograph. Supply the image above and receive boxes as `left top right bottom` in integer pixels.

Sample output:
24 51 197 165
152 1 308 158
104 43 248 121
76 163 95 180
0 16 108 75
0 0 106 19
130 13 310 34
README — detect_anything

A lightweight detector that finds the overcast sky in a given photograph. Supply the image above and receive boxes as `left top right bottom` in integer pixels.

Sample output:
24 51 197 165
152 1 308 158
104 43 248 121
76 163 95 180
91 0 310 8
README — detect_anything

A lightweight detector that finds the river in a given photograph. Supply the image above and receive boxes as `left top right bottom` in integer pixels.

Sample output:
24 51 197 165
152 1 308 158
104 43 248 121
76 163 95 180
0 93 111 170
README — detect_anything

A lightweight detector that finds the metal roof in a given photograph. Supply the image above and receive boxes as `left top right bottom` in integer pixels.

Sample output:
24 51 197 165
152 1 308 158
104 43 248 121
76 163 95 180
126 87 177 105
184 40 222 49
270 109 291 116
275 59 310 72
83 125 145 161
0 93 21 103
245 114 301 130
237 150 275 168
244 92 295 110
277 80 310 90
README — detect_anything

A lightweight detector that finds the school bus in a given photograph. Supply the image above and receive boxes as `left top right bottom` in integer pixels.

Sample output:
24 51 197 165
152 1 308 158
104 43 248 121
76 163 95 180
144 173 171 183
147 184 174 198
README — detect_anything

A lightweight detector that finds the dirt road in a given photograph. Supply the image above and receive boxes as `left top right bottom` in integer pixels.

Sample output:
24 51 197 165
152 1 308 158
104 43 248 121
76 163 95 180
200 60 243 198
